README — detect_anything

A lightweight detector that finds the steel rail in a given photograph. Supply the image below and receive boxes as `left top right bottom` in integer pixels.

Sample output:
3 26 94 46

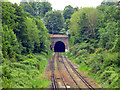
57 53 67 89
64 56 95 90
50 54 58 89
59 53 81 89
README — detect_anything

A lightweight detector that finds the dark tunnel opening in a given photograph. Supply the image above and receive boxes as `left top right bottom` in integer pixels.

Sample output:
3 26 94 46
54 41 65 52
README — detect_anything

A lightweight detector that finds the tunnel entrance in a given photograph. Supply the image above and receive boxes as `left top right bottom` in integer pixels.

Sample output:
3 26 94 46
54 41 65 52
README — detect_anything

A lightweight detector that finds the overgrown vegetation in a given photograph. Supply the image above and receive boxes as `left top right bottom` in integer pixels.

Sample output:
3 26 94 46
20 0 52 19
65 0 120 88
0 1 77 88
1 0 120 88
2 53 52 88
1 1 52 88
44 10 64 34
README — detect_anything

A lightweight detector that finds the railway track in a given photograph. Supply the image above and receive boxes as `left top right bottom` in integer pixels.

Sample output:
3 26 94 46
59 53 81 89
64 55 95 90
56 53 67 88
50 52 95 89
50 54 58 89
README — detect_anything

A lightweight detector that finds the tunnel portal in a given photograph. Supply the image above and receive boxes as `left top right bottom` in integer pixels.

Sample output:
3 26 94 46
54 41 65 52
50 34 69 52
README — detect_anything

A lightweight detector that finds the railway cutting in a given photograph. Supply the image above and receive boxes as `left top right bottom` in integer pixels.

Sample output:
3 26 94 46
45 52 100 89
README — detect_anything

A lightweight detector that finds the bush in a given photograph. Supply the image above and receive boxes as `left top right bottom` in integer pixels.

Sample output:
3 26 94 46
103 52 119 67
27 54 34 59
2 53 52 88
100 71 119 88
67 46 119 88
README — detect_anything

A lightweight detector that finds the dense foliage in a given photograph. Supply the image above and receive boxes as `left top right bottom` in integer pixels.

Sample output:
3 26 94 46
63 5 74 20
1 2 52 88
20 0 52 19
1 0 120 88
44 10 64 34
20 1 77 35
69 7 98 46
2 2 51 57
66 1 120 88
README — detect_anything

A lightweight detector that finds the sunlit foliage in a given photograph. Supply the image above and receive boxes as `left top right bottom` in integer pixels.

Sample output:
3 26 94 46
1 2 51 88
67 1 120 88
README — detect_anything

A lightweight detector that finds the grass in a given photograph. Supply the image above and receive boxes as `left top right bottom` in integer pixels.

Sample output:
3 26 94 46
65 50 120 88
2 52 53 88
78 63 89 73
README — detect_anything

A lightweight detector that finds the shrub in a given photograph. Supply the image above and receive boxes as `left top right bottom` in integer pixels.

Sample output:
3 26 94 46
2 53 52 88
27 54 34 59
67 46 119 88
103 52 119 67
100 71 119 88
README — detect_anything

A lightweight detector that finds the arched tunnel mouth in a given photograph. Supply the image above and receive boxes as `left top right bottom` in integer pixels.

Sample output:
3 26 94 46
54 41 65 52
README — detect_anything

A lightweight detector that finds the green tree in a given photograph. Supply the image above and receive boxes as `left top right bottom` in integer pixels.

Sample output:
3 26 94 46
63 5 74 20
38 2 52 18
97 5 119 51
2 2 51 55
20 1 52 19
101 0 118 6
33 18 51 53
22 17 38 53
20 1 35 16
2 25 21 58
64 19 70 31
2 2 51 88
44 10 64 34
67 1 120 88
2 2 25 56
69 8 98 45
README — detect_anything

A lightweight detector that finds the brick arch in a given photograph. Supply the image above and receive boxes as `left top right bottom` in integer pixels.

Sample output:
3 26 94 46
54 39 65 45
50 34 69 52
